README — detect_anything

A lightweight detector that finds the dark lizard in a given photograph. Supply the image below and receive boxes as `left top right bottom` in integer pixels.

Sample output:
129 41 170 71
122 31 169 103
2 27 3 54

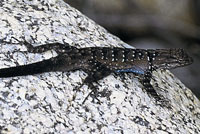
0 39 193 105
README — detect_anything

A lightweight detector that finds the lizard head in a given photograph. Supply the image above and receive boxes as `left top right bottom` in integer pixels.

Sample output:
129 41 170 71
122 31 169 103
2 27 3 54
152 49 193 70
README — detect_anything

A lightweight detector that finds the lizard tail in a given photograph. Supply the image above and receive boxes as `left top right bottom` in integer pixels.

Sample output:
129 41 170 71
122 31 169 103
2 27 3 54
0 58 56 78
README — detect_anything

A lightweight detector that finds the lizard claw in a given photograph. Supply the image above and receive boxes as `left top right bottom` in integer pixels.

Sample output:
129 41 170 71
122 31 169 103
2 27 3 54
73 80 102 104
82 83 101 104
82 89 101 104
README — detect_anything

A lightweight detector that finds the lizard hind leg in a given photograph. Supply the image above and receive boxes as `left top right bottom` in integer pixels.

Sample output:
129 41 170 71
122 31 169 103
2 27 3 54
79 64 112 104
11 36 76 54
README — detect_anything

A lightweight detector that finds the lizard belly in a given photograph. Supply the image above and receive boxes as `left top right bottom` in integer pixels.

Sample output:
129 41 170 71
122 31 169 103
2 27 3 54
115 66 145 74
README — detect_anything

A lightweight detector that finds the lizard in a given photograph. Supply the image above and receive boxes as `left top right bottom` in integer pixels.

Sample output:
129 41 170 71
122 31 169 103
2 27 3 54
0 38 193 105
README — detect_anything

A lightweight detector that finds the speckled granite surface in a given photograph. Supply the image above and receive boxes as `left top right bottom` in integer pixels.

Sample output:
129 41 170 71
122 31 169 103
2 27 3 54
0 0 199 134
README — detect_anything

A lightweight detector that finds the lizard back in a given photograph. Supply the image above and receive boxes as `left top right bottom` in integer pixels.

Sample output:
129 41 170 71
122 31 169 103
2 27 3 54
85 47 193 74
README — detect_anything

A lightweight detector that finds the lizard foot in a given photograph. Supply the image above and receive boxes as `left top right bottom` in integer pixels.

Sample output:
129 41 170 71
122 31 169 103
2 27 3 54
82 83 111 104
82 83 101 104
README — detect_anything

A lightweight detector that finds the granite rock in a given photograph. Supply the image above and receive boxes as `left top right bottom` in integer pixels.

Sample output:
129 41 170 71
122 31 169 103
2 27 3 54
0 0 199 133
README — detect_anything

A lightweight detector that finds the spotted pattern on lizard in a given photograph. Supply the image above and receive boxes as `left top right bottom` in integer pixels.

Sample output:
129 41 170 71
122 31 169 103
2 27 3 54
0 39 193 105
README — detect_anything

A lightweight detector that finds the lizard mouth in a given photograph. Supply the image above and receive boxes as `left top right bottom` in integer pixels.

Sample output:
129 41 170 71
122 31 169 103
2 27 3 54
170 49 193 69
179 56 193 66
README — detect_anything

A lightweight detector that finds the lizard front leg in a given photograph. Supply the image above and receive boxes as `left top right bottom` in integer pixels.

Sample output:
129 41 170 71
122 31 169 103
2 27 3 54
115 66 168 106
141 71 162 101
141 71 171 108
